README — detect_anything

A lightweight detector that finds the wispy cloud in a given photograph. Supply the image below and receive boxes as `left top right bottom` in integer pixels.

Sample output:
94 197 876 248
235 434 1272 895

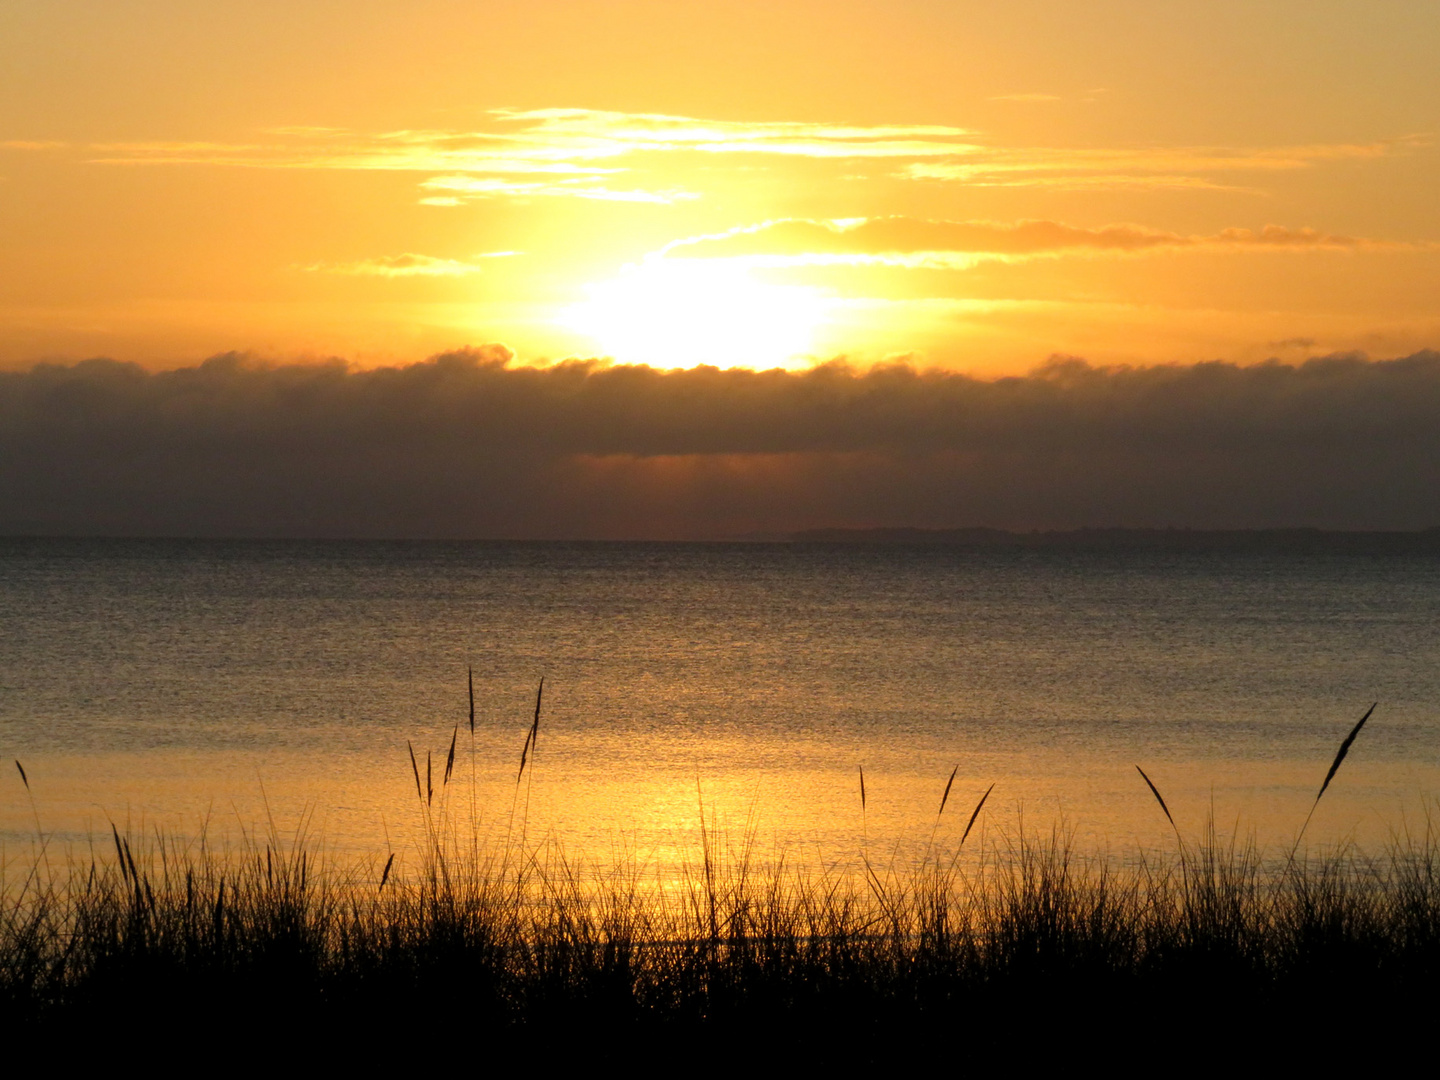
657 216 1400 269
86 120 689 204
77 110 1429 204
300 252 518 277
928 174 1257 193
903 136 1429 189
84 110 978 176
491 108 978 159
418 174 695 205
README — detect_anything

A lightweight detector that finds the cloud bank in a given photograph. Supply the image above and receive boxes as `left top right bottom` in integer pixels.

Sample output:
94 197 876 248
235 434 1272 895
3 349 1439 538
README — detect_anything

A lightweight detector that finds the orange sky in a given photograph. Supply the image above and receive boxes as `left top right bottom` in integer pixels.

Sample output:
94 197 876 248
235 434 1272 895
2 1 1437 374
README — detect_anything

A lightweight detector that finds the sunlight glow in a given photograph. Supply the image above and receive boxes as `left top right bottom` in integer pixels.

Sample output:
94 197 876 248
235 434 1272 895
561 259 826 369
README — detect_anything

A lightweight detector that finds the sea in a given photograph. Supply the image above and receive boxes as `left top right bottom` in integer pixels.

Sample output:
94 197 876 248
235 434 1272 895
3 538 1439 875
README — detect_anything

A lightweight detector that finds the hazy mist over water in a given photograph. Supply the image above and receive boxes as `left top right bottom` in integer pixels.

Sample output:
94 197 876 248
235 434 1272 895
2 539 1439 869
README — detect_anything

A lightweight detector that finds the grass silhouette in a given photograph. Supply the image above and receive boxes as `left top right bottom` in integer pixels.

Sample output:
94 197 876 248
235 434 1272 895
2 700 1435 1064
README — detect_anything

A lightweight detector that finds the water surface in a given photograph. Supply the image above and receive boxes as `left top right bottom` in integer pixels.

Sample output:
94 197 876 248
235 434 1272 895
2 539 1438 870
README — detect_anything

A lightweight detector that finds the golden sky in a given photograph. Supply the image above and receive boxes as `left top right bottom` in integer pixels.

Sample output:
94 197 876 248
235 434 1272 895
2 1 1437 374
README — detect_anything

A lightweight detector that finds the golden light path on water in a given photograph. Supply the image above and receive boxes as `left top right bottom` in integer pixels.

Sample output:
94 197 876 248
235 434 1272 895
9 737 1440 889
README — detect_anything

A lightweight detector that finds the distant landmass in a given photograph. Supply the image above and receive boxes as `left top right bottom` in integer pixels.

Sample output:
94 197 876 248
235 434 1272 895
784 526 1440 552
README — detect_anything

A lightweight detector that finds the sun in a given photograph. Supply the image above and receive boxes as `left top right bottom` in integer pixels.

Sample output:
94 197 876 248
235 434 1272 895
561 259 825 369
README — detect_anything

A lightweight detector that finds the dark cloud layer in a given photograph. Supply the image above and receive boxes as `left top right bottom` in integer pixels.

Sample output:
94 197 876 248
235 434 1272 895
3 347 1439 538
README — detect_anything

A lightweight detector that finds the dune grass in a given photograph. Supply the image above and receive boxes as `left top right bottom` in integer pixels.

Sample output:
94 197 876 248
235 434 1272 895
3 808 1439 1061
3 700 1436 1061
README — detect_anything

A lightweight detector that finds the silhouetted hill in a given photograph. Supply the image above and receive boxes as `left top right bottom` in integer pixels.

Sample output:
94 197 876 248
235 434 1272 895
786 526 1440 553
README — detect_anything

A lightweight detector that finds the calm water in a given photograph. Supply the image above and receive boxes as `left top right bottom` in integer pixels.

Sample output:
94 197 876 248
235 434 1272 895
3 539 1439 869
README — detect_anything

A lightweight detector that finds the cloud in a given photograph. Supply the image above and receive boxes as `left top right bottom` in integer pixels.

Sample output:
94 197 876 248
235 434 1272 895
418 174 696 204
78 109 1425 204
489 108 979 159
83 110 979 205
301 253 509 277
88 116 1407 176
903 135 1429 189
3 349 1440 538
656 217 1391 269
80 115 965 174
918 174 1256 193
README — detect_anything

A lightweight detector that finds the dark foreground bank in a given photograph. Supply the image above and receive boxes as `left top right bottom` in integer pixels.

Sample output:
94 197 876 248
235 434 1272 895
4 823 1437 1066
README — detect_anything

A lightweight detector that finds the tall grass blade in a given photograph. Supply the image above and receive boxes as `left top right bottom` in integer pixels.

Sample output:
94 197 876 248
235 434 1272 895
517 677 544 783
517 728 533 783
859 764 866 811
468 666 475 734
938 765 959 816
407 741 423 804
1135 765 1176 831
960 782 994 846
378 852 394 892
1296 702 1378 847
123 837 138 885
1316 702 1377 802
14 759 27 790
111 823 127 884
426 750 433 806
444 725 457 786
